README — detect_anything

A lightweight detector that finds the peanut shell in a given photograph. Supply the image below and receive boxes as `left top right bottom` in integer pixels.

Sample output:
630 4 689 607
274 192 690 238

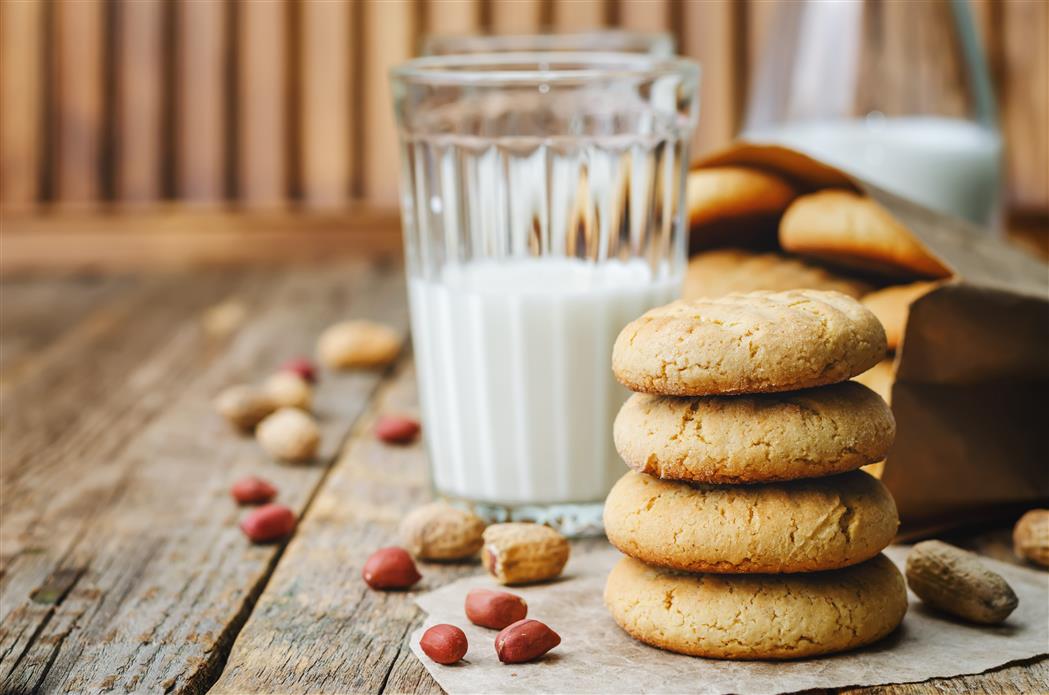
482 523 569 585
905 540 1018 624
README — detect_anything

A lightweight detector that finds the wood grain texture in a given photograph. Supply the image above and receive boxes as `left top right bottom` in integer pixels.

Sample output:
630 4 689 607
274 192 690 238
52 0 105 205
681 0 741 157
176 0 227 203
0 208 402 271
0 0 44 208
426 0 481 36
1000 0 1049 212
0 263 409 693
619 0 669 33
237 0 288 206
553 0 607 30
362 0 415 203
300 0 354 207
489 0 542 34
116 0 164 203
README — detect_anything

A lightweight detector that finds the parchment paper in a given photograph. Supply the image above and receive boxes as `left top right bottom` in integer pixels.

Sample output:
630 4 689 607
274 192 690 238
410 546 1049 694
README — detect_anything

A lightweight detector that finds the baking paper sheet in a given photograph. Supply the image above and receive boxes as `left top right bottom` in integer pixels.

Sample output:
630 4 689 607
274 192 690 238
410 545 1049 694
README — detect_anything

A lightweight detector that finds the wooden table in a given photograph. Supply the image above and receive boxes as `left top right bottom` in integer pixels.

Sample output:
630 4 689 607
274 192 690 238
1 260 1045 694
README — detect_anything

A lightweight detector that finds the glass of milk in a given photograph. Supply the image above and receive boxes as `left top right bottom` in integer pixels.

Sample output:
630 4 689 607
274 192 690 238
743 0 1002 230
390 53 699 535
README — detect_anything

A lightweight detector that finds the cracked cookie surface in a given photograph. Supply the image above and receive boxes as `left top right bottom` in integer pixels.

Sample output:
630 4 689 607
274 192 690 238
603 470 898 573
604 553 907 659
614 381 894 484
611 289 886 396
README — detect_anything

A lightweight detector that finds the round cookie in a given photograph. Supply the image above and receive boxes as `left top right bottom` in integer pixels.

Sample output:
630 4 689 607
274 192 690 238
682 249 872 301
687 167 798 250
614 381 894 484
604 554 907 660
688 166 797 226
603 469 898 574
612 289 887 396
862 281 939 351
780 190 951 278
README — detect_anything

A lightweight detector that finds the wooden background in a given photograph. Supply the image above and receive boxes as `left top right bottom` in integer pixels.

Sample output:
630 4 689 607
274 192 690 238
1 0 1046 219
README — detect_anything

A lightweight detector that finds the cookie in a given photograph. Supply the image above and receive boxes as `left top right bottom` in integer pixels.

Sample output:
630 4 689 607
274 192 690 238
612 289 886 396
780 190 950 278
687 167 797 250
862 281 939 351
682 249 872 301
614 381 894 484
603 470 898 573
604 554 907 660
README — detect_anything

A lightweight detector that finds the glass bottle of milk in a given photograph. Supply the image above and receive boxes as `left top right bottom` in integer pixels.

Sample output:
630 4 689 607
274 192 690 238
390 53 699 535
743 0 1002 230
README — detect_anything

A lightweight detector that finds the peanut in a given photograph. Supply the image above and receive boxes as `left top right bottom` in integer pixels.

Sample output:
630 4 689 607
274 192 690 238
230 476 278 505
494 619 560 663
419 624 468 665
465 588 527 630
256 408 320 463
214 384 276 431
263 371 313 411
362 547 421 590
280 356 317 383
317 320 400 369
1013 509 1049 568
399 503 485 560
906 540 1018 624
482 523 569 585
240 504 296 543
375 415 421 445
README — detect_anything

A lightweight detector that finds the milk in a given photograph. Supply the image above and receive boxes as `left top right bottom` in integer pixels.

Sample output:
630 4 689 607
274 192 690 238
748 116 1002 227
409 258 679 507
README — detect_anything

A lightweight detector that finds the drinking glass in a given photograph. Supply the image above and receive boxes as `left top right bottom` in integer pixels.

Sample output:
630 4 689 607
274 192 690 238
422 30 674 56
743 0 1002 229
390 53 699 535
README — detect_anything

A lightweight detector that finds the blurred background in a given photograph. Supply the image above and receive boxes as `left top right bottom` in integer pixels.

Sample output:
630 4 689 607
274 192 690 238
1 0 1046 269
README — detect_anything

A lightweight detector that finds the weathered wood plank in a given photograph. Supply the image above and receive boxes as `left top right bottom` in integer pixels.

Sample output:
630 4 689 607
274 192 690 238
115 0 164 203
0 263 409 693
0 274 139 378
0 0 45 208
0 208 402 272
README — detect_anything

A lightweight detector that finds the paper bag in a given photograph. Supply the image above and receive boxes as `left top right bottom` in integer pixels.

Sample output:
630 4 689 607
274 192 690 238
694 143 1049 536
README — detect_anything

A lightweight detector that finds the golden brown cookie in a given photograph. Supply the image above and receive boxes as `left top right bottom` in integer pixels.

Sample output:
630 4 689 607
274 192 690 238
862 281 939 351
780 190 951 278
612 289 886 396
614 381 894 484
687 167 798 250
603 470 898 574
604 554 907 660
682 249 872 301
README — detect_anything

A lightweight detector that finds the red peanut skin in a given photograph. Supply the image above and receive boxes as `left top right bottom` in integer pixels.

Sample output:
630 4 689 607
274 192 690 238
230 476 278 505
419 624 468 665
240 504 295 543
362 547 421 590
464 589 528 629
281 357 317 383
375 415 421 444
495 619 561 663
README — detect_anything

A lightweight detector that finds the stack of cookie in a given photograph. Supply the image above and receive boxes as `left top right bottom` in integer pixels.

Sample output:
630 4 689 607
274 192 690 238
603 289 908 660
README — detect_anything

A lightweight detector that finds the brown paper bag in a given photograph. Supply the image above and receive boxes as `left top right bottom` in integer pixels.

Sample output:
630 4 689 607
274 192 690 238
695 143 1049 537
